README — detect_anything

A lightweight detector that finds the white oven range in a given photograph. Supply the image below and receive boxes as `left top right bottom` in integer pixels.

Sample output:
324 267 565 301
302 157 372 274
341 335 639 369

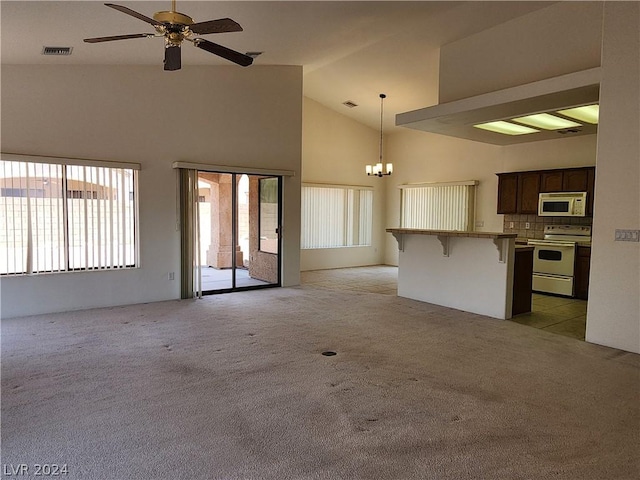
527 225 591 297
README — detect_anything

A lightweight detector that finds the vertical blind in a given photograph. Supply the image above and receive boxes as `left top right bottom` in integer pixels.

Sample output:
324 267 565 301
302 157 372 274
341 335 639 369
400 182 477 231
301 184 373 249
1 158 139 275
178 168 201 299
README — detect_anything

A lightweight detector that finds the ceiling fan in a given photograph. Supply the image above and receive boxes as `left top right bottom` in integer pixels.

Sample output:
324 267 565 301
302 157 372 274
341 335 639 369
84 1 254 71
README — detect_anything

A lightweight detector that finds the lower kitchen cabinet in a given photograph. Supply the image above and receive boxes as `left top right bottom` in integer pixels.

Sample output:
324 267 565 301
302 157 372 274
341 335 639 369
512 246 534 315
575 246 591 300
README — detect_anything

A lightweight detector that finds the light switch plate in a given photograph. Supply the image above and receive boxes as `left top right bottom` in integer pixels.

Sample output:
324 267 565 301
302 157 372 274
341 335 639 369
615 229 640 242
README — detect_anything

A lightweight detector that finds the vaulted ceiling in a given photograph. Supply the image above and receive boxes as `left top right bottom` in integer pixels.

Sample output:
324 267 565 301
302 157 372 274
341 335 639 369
1 1 555 131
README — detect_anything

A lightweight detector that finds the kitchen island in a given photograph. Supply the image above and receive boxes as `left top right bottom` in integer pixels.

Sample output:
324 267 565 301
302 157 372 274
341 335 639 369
387 228 519 319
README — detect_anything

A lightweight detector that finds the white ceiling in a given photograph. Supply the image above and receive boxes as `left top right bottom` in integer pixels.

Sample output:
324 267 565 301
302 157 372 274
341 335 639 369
1 1 555 131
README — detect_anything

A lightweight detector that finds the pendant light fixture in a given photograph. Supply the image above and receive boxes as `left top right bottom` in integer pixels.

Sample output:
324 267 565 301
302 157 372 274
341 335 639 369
366 93 393 177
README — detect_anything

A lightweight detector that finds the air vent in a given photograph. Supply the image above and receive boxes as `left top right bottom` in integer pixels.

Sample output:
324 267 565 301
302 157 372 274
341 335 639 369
42 46 73 56
558 128 582 135
342 101 358 108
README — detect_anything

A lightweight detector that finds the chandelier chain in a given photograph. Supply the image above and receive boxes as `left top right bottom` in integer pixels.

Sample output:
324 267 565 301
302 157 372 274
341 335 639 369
379 93 385 163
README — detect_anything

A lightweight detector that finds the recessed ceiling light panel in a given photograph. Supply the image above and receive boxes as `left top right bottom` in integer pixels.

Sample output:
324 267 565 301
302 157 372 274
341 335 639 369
473 121 539 136
557 104 599 124
512 113 582 130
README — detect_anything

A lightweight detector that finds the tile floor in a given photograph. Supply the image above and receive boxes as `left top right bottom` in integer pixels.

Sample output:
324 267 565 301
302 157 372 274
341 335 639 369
301 265 587 341
511 293 587 341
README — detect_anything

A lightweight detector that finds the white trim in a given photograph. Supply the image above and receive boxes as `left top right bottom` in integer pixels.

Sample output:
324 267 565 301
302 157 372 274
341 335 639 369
303 182 373 190
1 152 141 171
172 161 295 177
398 180 478 189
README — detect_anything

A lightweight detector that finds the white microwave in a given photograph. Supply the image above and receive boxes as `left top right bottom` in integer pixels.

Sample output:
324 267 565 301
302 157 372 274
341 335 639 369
538 192 587 217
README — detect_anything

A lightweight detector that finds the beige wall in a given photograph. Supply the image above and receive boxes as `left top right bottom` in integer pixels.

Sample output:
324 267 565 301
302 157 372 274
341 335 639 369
586 2 640 353
383 130 501 265
439 1 603 102
1 65 302 318
500 135 597 172
301 97 386 270
383 131 597 265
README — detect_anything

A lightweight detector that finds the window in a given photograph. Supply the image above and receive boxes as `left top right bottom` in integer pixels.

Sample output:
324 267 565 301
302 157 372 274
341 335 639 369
400 181 477 231
301 184 373 249
0 157 139 275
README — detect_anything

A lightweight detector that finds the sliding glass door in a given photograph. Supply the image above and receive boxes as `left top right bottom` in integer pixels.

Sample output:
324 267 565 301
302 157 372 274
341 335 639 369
180 170 281 297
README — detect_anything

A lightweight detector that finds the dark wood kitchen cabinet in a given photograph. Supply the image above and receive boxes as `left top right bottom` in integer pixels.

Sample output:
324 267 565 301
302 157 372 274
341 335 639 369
586 168 596 215
512 246 534 315
574 245 591 300
517 172 541 214
540 170 564 192
540 168 590 193
497 166 595 215
497 173 518 214
563 168 590 191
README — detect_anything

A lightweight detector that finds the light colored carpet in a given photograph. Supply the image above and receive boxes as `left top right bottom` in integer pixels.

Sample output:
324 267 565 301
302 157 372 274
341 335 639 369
2 285 639 479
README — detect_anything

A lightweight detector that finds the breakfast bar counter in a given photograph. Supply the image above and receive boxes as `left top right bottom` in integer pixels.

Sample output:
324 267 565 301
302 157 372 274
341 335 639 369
387 228 518 319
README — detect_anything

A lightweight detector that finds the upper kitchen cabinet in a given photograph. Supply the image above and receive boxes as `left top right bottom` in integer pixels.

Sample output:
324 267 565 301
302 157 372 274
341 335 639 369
497 173 519 214
517 172 541 214
497 166 595 215
563 168 590 191
541 168 591 192
540 171 564 192
586 168 596 215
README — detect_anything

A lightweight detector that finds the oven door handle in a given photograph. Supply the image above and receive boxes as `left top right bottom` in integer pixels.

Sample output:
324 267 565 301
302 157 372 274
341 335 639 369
528 241 576 248
532 272 573 280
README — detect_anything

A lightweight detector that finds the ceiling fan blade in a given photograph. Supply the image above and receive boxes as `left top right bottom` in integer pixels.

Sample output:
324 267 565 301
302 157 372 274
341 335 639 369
194 39 253 67
189 18 243 35
105 3 163 27
84 33 151 43
164 45 182 71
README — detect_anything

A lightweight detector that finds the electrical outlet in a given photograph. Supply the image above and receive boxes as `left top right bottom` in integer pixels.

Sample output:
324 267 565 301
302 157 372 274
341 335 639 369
615 229 640 242
509 222 514 229
475 220 484 228
168 272 175 281
525 222 530 229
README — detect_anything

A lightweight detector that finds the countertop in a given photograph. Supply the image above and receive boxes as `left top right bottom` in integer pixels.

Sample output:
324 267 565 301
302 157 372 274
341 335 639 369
386 228 517 240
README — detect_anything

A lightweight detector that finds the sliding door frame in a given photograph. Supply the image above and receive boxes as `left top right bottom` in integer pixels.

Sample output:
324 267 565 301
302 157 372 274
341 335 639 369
174 162 293 298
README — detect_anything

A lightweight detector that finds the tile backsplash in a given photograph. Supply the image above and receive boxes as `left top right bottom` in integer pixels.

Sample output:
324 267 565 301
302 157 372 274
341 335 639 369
503 214 593 239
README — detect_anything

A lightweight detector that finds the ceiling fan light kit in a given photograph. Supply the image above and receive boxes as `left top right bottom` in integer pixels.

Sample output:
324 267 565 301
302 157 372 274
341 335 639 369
153 10 194 27
84 1 253 71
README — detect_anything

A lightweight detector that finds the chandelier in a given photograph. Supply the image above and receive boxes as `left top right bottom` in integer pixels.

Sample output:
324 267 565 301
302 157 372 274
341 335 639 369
366 93 393 177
